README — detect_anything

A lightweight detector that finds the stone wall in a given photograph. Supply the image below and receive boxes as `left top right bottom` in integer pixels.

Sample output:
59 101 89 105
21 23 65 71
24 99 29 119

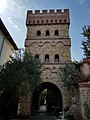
26 24 69 39
19 9 71 116
78 82 90 117
26 9 70 26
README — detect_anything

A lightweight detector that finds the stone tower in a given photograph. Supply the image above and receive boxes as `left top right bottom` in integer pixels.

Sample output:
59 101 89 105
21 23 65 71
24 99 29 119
18 9 71 116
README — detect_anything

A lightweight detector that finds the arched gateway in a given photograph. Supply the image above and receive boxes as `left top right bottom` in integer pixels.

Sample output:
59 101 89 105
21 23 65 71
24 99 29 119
32 82 62 113
17 9 71 116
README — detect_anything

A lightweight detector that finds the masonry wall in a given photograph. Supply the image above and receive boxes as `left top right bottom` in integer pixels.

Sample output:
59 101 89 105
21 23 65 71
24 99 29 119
18 9 71 116
79 83 90 118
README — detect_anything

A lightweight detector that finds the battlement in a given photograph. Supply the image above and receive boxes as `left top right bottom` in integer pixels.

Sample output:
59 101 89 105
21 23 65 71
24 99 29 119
27 9 69 14
26 9 70 26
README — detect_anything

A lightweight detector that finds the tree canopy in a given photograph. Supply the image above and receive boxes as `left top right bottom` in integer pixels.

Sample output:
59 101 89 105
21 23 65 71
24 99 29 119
82 25 90 58
0 51 42 117
61 63 79 89
0 51 42 95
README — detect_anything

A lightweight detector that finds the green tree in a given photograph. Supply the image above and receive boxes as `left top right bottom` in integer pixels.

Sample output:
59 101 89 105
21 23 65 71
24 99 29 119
82 25 90 58
61 62 88 106
60 62 80 106
0 51 42 117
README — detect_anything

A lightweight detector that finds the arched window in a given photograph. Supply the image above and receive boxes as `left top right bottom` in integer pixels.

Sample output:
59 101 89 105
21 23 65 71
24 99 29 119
55 19 57 23
29 20 31 24
37 20 39 24
64 19 66 23
35 54 39 59
46 30 50 36
60 19 61 23
51 19 53 23
37 30 41 36
45 54 49 62
46 20 48 23
55 30 59 36
42 20 43 24
55 54 59 62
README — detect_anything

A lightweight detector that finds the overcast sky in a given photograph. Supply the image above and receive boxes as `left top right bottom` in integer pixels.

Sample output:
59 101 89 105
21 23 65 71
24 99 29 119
0 0 90 61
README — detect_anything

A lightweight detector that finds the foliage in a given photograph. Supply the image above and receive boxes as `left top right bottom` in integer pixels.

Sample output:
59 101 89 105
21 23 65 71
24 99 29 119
60 62 87 106
60 63 78 105
82 25 90 58
84 100 90 119
40 89 47 105
61 63 80 89
0 51 42 116
0 51 42 95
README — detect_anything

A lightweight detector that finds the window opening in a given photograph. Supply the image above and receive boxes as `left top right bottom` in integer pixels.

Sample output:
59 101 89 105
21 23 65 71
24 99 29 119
45 54 49 62
55 54 59 62
37 30 41 36
46 30 50 36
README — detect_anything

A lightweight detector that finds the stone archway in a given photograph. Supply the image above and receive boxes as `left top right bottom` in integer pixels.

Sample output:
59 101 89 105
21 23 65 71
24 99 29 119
31 82 63 114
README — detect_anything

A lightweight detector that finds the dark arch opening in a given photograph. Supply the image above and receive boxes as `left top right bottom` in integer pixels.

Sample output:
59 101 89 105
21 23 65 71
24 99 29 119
55 30 59 36
64 19 66 23
45 54 49 62
46 30 50 36
31 82 62 114
37 20 39 24
55 54 59 62
37 30 41 36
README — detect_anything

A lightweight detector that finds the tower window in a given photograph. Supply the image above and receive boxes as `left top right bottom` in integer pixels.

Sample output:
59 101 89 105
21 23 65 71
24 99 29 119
37 30 41 36
55 19 57 23
46 20 48 23
55 30 59 36
37 20 39 24
46 30 50 36
55 54 59 62
51 20 53 23
42 20 43 24
45 54 49 62
60 19 61 23
64 19 66 23
29 20 31 24
35 54 39 59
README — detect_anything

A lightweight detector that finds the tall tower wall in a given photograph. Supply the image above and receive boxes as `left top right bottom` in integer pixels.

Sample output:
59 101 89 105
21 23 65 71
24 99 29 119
25 9 71 63
23 9 71 115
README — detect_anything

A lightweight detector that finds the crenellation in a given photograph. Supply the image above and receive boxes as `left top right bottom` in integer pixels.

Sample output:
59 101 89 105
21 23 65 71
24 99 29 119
42 10 48 13
64 9 69 13
49 9 55 13
57 9 62 13
26 9 70 26
35 10 40 14
27 10 32 14
27 9 69 14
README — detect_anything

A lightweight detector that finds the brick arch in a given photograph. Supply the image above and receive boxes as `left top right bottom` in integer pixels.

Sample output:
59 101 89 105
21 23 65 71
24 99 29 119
43 41 51 45
42 68 52 79
56 41 64 46
31 81 63 113
29 42 40 54
30 42 39 46
42 42 53 56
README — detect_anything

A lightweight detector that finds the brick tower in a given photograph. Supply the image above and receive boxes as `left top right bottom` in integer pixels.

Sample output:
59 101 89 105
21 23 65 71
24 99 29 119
18 9 71 116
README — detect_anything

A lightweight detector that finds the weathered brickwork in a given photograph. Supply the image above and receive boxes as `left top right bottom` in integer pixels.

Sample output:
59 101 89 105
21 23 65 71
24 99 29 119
17 93 32 115
17 9 90 119
79 59 90 118
18 9 71 116
78 82 90 117
26 24 69 39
